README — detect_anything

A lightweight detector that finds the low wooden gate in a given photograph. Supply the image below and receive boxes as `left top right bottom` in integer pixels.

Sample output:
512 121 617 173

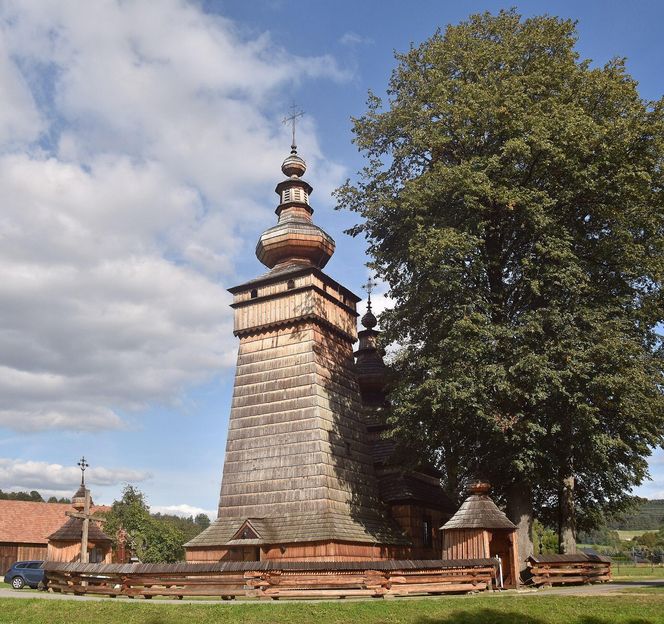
45 559 498 599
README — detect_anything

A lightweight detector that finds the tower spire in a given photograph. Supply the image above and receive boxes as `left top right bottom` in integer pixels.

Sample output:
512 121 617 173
282 104 304 154
255 125 335 270
361 277 378 329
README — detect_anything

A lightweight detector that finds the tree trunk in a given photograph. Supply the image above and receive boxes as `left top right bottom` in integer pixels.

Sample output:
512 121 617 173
558 475 576 554
506 482 533 579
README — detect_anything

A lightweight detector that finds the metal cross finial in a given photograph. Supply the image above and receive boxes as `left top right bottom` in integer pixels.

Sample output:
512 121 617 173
77 456 89 486
283 104 304 153
362 276 378 309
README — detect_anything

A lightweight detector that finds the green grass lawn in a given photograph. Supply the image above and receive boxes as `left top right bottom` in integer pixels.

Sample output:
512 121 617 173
613 564 664 580
616 530 651 541
2 593 664 624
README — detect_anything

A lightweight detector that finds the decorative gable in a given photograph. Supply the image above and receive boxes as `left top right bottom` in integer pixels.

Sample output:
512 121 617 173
232 520 260 541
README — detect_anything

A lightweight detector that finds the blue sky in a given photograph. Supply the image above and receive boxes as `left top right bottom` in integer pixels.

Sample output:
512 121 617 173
0 0 662 517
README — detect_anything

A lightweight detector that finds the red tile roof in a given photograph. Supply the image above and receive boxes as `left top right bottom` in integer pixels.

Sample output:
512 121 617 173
0 500 110 545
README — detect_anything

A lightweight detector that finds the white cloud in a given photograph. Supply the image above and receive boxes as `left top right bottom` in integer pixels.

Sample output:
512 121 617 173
151 504 217 519
0 1 348 431
0 458 150 492
339 32 374 47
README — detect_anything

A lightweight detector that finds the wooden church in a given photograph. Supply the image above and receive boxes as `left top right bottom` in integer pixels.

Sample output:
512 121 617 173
185 138 454 563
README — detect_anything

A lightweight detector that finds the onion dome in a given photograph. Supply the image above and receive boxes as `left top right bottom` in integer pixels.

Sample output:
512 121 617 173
281 149 307 178
256 145 335 270
72 485 89 511
361 308 378 329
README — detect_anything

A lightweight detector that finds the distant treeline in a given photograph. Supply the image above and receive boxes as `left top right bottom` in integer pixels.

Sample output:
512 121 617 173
607 499 664 530
0 489 71 504
151 512 211 545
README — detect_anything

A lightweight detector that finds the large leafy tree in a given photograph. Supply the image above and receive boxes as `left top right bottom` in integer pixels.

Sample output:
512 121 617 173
336 10 664 564
102 485 208 563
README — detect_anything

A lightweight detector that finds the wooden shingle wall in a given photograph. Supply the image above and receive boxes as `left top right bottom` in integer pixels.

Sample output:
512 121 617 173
218 319 388 522
185 265 410 556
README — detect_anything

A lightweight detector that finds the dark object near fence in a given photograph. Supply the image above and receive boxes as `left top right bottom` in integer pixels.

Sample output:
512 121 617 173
44 559 498 599
527 553 611 586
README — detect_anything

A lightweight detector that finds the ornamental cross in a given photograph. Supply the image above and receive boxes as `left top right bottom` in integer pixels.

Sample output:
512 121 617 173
362 276 378 298
77 456 89 485
283 104 304 150
362 277 378 308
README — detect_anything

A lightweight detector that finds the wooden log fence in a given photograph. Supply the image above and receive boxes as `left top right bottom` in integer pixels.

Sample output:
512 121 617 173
44 559 498 599
527 553 611 587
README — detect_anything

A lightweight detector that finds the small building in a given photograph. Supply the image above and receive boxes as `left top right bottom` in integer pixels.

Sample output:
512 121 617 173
441 482 519 588
0 499 109 572
46 517 112 563
46 485 112 564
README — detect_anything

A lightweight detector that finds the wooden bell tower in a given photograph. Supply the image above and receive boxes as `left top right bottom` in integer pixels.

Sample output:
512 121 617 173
185 131 408 562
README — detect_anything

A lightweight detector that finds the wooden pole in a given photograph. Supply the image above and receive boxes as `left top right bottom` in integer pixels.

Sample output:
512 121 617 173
80 488 90 563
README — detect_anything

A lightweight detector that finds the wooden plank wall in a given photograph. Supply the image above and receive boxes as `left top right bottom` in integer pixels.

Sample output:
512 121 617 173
261 541 399 561
390 504 445 558
1 543 47 574
442 529 489 560
46 542 113 564
0 544 18 574
186 541 407 563
233 278 357 339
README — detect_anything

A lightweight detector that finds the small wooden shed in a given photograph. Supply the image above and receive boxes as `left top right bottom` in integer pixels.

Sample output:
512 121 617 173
441 482 519 588
46 518 112 563
46 486 112 564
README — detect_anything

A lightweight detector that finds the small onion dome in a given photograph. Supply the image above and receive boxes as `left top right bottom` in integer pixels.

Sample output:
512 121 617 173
361 308 377 329
467 481 492 496
71 485 88 511
281 152 306 178
256 219 335 269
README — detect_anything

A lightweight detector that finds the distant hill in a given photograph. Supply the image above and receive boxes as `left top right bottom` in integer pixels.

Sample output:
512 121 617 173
607 499 664 530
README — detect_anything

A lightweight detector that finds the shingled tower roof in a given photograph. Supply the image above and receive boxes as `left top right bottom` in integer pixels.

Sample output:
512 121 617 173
441 482 516 530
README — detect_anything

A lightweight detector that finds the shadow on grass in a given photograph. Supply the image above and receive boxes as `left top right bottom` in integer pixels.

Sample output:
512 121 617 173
416 611 654 624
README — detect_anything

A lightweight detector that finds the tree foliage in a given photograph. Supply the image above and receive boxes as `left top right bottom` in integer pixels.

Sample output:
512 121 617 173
101 485 210 563
0 489 70 503
336 10 664 532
